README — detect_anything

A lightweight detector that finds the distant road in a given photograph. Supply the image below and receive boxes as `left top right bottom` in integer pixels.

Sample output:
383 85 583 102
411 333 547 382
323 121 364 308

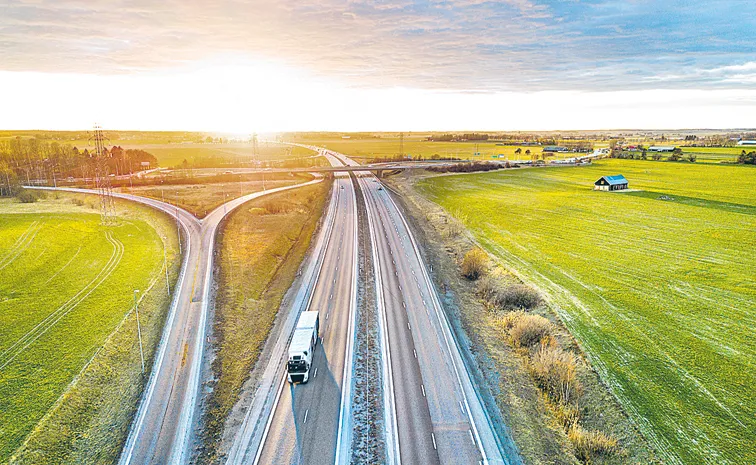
30 180 322 465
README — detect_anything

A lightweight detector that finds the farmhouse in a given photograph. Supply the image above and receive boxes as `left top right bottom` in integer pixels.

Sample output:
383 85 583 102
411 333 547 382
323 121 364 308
648 145 676 152
543 145 568 152
737 140 756 146
594 174 628 191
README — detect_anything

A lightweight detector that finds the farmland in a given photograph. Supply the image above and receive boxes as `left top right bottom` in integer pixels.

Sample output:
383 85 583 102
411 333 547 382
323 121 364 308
295 135 562 162
417 159 756 465
0 194 179 463
295 134 745 163
117 175 310 218
126 143 321 168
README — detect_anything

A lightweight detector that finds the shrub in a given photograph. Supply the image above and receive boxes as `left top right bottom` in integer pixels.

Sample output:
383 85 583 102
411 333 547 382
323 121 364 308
461 247 488 280
509 313 552 347
530 339 582 405
478 276 541 310
568 423 619 461
500 284 541 309
16 188 43 203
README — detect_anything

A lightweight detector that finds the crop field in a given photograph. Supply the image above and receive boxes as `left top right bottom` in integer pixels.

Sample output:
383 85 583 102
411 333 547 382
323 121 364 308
117 176 308 218
417 159 756 465
295 135 581 162
0 198 173 462
680 146 749 162
119 143 319 168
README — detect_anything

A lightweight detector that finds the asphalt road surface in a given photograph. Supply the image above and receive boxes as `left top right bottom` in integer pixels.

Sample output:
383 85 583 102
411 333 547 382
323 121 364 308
325 149 509 465
254 173 358 465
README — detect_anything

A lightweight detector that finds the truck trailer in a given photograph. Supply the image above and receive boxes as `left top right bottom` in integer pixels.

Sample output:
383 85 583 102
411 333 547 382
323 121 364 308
287 311 320 384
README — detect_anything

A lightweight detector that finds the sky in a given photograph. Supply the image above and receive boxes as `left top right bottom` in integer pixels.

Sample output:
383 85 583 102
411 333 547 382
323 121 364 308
1 0 755 132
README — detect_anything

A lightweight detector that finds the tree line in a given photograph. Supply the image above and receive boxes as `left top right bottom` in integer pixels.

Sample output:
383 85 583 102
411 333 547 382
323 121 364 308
0 137 157 196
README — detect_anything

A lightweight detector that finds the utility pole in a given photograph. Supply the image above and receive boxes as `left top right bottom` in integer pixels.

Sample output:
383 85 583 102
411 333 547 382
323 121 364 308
399 132 404 159
134 290 145 374
163 239 170 294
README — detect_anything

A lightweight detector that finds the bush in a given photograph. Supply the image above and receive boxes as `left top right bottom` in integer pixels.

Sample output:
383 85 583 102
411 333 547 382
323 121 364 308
501 284 541 309
509 313 553 347
16 188 43 203
478 276 541 310
530 339 582 405
568 423 619 461
461 247 488 280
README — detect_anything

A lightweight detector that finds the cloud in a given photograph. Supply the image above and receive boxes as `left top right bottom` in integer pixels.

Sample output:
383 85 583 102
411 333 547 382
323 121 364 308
0 0 754 92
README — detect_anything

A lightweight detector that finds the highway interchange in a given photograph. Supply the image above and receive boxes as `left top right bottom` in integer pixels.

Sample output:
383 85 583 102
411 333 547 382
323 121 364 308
35 145 512 465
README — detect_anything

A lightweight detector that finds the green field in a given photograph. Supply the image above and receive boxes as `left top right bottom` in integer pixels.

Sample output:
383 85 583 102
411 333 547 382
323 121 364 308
296 135 578 162
418 160 756 465
127 143 319 168
0 198 173 462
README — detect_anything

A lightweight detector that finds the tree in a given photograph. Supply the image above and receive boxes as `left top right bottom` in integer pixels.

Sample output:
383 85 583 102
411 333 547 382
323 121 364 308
515 148 522 155
738 150 756 165
461 247 488 280
687 153 697 162
652 152 663 161
641 149 648 160
668 147 683 161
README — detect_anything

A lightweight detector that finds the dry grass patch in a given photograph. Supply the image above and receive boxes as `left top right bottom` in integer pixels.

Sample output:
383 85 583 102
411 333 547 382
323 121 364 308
530 339 582 406
568 424 620 462
461 247 488 280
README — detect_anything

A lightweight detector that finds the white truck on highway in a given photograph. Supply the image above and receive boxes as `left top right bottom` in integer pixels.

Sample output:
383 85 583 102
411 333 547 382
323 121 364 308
287 311 320 384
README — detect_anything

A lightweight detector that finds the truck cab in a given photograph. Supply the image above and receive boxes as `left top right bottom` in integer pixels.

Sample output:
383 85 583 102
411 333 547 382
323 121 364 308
287 311 320 384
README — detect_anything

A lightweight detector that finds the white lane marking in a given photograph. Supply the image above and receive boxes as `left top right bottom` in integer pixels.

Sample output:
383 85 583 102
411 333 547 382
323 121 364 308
407 322 411 331
330 293 333 300
314 367 318 378
460 401 465 414
304 409 309 424
431 432 437 450
469 429 475 445
327 312 330 320
413 349 417 359
402 301 406 308
421 384 426 397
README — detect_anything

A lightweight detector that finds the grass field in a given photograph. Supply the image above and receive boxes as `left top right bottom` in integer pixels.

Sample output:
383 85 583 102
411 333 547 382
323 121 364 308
417 159 756 465
199 180 330 462
118 175 310 218
296 135 575 162
0 194 179 463
297 135 746 164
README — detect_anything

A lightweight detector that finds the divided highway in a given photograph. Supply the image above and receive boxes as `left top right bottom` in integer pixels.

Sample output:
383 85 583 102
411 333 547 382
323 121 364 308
330 150 511 465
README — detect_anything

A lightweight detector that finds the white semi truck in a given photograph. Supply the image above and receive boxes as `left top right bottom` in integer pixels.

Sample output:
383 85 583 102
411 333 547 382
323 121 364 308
287 311 320 384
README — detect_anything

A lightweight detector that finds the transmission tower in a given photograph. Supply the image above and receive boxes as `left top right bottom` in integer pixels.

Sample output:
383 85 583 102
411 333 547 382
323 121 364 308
91 124 116 224
251 133 259 166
